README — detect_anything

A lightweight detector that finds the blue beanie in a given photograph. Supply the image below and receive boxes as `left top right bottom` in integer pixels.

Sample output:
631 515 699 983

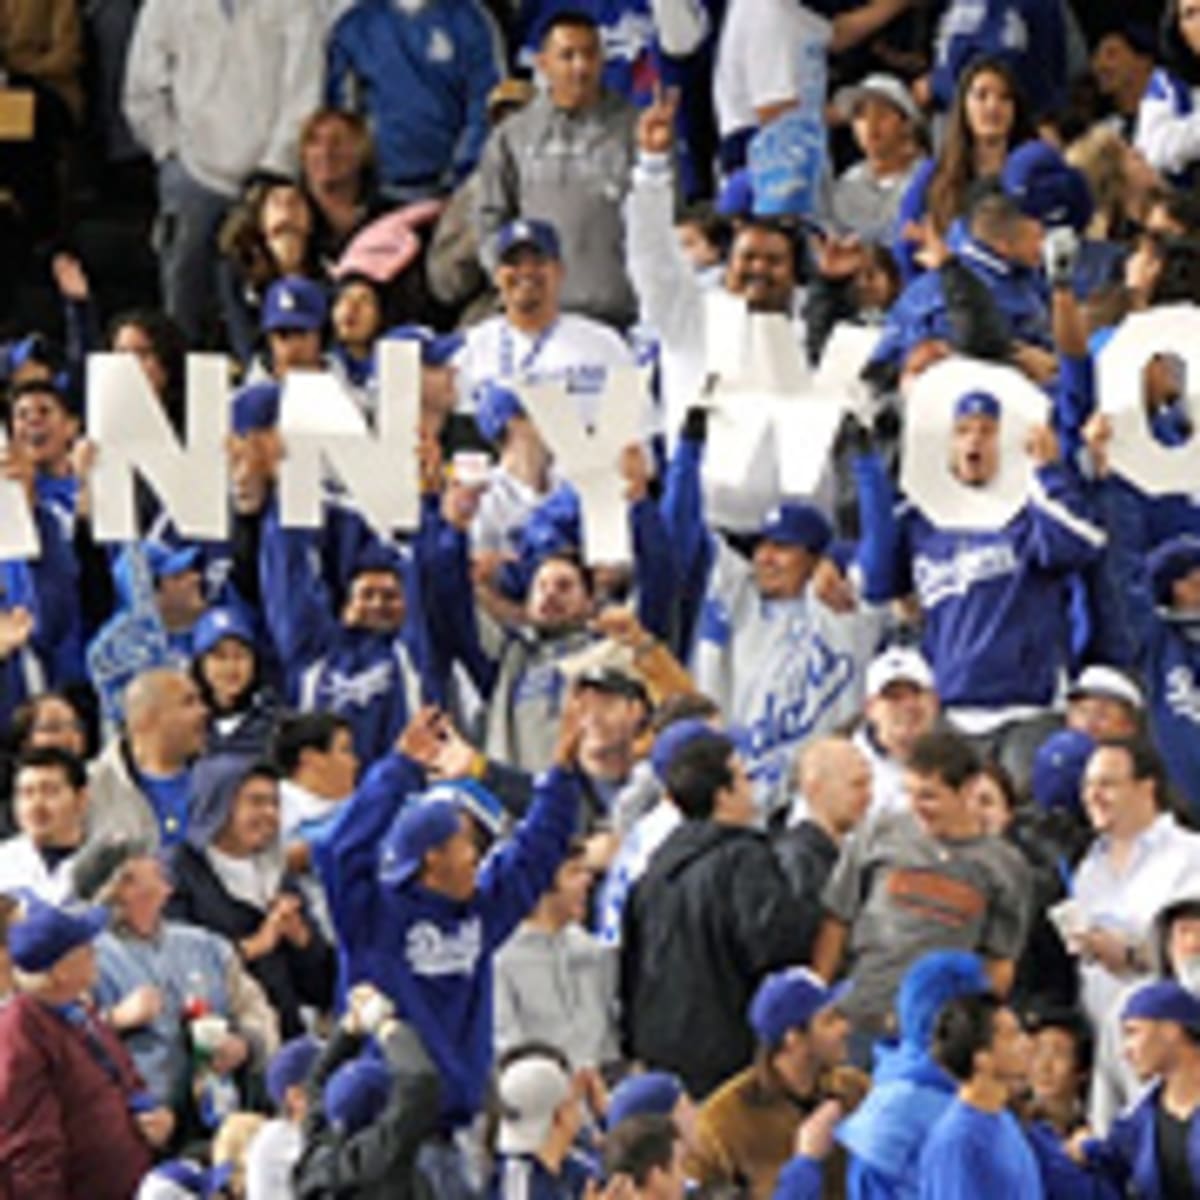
324 1058 392 1136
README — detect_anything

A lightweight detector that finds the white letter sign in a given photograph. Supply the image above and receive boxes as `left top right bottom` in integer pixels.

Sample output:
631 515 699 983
903 356 1048 531
89 353 229 541
1097 304 1200 495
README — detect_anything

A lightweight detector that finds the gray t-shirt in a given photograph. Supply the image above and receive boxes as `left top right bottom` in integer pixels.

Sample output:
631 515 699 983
823 812 1031 1031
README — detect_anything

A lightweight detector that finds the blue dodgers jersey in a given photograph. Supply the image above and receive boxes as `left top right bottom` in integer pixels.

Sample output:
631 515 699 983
904 513 1078 709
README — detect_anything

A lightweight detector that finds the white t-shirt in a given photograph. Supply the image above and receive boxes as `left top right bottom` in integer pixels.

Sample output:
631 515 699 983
453 314 635 429
245 1117 301 1200
714 0 832 138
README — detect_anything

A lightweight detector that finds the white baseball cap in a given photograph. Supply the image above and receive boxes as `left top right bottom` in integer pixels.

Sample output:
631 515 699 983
1067 665 1144 711
866 647 935 698
497 1055 573 1156
834 73 922 126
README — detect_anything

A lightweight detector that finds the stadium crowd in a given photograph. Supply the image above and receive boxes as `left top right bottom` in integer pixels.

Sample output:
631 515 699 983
6 0 1200 1196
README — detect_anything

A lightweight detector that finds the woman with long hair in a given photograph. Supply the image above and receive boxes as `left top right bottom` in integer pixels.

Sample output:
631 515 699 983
107 308 188 435
1137 0 1200 187
894 57 1036 281
217 176 322 363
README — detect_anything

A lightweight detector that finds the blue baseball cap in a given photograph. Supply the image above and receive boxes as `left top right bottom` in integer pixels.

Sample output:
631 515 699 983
717 168 754 217
1100 22 1157 59
144 541 202 583
607 1072 685 1130
749 967 851 1045
953 390 1001 421
192 607 256 660
7 894 107 972
383 324 464 367
262 276 328 334
230 381 281 435
475 381 525 443
758 503 832 555
1148 534 1200 606
424 779 505 839
1002 141 1094 233
379 799 462 887
1030 729 1094 813
137 1160 233 1199
324 1058 392 1136
1122 980 1200 1029
266 1036 322 1108
350 540 407 583
650 718 722 782
495 218 561 262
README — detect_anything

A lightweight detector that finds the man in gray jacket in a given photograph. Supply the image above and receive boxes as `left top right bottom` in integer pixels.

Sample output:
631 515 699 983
87 667 209 850
474 11 639 329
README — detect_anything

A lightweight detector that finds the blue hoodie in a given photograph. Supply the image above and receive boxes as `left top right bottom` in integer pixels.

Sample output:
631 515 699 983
316 752 581 1127
326 0 504 190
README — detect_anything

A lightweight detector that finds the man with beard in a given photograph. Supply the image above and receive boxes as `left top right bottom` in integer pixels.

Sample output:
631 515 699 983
855 394 1103 789
450 219 636 433
626 87 802 441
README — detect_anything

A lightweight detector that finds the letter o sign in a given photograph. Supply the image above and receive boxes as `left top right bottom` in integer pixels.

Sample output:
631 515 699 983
1097 305 1200 496
902 356 1049 531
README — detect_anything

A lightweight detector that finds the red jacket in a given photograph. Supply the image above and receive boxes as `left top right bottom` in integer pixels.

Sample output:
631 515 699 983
0 994 153 1199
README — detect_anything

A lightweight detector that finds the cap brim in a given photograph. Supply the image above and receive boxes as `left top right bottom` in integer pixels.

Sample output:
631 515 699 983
834 84 920 125
822 979 853 1013
499 240 556 261
378 855 422 888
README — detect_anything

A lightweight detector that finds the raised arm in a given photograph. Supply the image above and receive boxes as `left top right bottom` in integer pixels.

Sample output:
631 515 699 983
314 722 430 946
478 702 585 947
624 89 703 349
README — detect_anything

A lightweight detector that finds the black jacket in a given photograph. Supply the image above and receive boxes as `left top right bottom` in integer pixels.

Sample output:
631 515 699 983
773 820 840 939
620 820 813 1100
294 1022 439 1200
165 844 335 1038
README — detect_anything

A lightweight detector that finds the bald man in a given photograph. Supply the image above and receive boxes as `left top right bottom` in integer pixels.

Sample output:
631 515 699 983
773 738 872 931
86 668 209 849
